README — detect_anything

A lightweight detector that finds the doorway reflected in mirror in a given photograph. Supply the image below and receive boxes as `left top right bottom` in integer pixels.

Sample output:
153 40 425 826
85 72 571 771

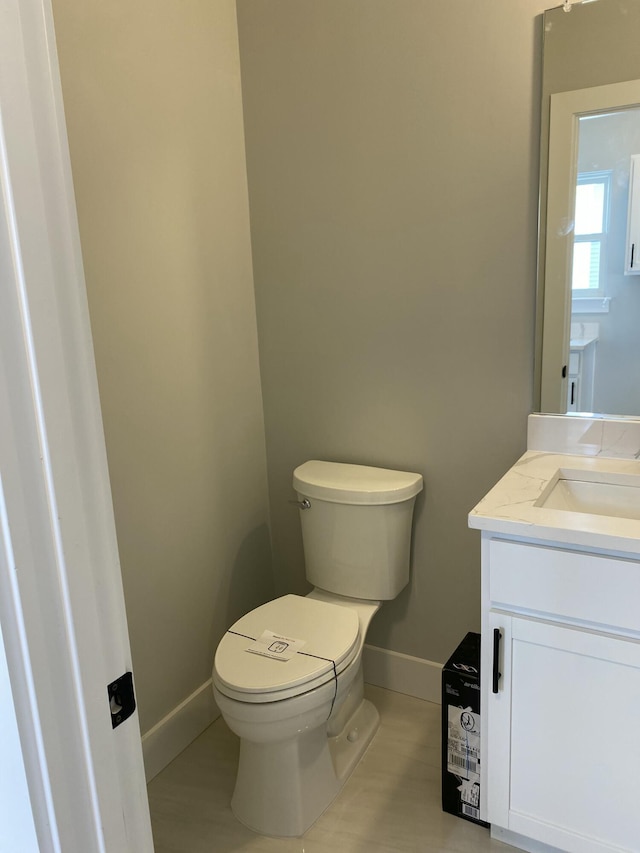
569 107 640 414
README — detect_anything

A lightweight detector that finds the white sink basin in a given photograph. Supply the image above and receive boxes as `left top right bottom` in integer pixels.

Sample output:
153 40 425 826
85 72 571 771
538 470 640 521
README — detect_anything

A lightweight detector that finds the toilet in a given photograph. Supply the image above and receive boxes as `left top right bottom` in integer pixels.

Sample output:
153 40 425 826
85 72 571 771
212 460 423 837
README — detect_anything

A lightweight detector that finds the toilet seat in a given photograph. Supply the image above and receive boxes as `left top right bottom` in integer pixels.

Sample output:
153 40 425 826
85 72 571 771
214 594 360 703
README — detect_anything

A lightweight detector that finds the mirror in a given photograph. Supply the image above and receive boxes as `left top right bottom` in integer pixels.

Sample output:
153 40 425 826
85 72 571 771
537 0 640 416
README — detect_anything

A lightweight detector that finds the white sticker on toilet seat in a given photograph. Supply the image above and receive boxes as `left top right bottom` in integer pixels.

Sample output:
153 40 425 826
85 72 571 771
245 630 306 661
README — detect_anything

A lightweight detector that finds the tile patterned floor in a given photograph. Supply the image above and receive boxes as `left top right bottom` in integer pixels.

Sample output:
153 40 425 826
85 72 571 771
148 685 513 852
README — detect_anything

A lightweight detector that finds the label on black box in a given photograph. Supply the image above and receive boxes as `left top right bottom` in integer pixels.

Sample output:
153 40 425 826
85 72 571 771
447 706 480 783
459 779 480 813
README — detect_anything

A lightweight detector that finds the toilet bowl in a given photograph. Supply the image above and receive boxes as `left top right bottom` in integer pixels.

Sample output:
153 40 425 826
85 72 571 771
212 461 423 837
213 591 380 837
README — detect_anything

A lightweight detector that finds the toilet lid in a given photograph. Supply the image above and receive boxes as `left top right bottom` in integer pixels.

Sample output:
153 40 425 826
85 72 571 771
214 595 360 702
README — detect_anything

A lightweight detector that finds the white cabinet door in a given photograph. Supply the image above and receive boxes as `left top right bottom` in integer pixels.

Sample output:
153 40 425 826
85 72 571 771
488 612 640 853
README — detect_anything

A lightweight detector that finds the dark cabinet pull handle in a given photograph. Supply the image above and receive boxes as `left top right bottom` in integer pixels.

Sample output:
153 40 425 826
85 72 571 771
570 381 575 406
632 243 635 269
492 628 502 694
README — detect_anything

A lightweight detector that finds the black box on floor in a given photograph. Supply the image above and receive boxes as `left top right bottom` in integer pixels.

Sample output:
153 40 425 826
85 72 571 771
441 632 489 827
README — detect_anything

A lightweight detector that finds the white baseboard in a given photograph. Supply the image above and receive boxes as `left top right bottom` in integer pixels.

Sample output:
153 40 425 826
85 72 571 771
491 826 562 853
363 644 442 704
141 650 441 782
141 679 219 782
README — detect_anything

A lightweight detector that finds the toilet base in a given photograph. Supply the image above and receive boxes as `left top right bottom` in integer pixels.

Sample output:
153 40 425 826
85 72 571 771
329 696 379 783
231 697 380 837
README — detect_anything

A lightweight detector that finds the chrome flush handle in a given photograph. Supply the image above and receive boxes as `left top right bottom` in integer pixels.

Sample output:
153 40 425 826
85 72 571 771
288 498 311 510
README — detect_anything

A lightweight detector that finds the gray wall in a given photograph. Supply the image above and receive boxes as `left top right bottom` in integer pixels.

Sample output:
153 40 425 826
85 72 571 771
52 0 553 710
237 0 548 664
52 0 273 732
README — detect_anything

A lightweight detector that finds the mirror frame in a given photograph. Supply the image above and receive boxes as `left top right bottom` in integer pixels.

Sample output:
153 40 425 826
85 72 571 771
535 0 640 416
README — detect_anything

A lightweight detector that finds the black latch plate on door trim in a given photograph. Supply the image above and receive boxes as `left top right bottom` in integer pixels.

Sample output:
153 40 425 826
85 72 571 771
108 672 136 729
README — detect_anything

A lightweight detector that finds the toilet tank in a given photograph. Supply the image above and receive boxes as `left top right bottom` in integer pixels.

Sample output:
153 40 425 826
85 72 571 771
292 461 423 600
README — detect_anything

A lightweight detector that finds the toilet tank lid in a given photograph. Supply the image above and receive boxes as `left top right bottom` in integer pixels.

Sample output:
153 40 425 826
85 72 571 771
293 461 423 505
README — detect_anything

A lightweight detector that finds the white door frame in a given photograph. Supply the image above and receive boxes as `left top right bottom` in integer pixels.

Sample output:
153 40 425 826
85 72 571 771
0 0 153 850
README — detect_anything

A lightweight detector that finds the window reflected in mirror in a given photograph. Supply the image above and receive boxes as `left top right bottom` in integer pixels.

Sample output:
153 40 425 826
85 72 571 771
572 168 609 293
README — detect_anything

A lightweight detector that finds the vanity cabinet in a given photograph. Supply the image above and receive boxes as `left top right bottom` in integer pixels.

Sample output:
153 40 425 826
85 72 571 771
566 339 596 413
481 537 640 853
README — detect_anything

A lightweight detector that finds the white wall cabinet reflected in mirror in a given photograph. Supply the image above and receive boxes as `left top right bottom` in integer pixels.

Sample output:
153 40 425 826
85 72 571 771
625 153 640 274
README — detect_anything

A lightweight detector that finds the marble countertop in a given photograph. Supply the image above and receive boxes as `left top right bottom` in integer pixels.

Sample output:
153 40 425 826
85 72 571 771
569 335 598 350
468 450 640 555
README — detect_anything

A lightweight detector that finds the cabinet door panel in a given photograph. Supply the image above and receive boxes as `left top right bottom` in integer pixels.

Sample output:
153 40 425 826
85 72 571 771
490 613 640 853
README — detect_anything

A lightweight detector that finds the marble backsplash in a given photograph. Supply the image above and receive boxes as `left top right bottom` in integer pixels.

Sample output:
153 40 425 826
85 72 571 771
529 414 640 459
